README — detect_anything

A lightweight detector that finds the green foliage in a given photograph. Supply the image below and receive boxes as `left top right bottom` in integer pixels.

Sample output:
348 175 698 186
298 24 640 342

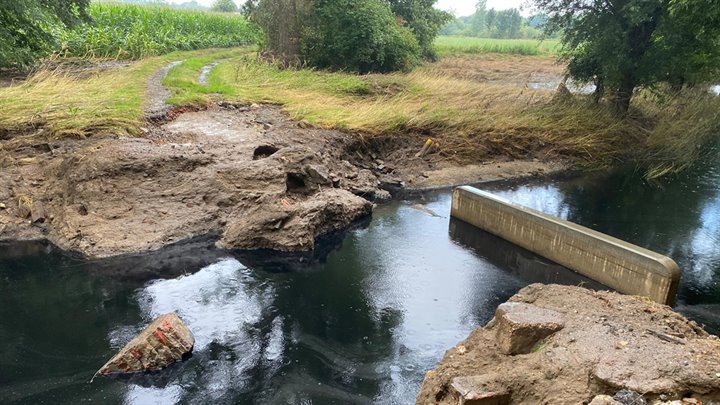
257 0 446 72
440 3 541 39
0 0 89 68
211 0 238 12
386 0 452 60
60 3 258 59
301 0 421 73
535 0 720 113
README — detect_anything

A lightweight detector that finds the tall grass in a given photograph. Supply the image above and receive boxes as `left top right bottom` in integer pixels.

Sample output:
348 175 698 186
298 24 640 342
59 3 259 59
434 36 560 56
162 53 720 176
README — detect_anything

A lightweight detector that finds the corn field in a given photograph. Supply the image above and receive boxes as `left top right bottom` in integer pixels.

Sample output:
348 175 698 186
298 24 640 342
59 3 259 60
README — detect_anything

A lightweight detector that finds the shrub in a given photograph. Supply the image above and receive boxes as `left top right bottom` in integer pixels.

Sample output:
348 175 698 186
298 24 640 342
301 0 420 73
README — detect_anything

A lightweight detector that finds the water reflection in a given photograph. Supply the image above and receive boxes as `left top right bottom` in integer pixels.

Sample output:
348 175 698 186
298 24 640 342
2 157 720 404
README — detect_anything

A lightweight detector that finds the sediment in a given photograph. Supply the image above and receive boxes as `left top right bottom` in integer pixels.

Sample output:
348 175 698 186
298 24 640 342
416 284 720 404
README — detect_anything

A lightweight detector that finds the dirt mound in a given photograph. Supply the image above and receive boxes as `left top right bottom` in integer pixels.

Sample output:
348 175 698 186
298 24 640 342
417 284 720 404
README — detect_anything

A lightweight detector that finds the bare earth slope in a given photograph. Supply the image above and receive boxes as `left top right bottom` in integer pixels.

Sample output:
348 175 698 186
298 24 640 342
417 284 720 404
0 62 558 258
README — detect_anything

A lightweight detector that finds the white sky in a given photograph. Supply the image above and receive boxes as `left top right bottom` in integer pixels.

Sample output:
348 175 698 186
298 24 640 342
165 0 528 17
435 0 527 16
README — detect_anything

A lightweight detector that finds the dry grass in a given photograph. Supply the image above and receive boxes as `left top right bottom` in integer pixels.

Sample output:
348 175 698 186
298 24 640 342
178 53 655 168
2 49 718 178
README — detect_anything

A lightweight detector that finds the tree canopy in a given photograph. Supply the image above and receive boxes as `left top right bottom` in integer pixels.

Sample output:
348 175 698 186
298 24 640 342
256 0 449 72
0 0 90 68
211 0 238 12
440 2 541 39
535 0 720 113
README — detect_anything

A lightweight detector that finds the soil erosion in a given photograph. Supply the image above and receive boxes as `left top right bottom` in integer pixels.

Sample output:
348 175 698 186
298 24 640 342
0 63 557 258
417 284 720 404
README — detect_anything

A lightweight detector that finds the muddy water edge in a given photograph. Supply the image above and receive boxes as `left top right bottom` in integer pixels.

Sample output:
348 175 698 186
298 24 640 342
2 152 720 404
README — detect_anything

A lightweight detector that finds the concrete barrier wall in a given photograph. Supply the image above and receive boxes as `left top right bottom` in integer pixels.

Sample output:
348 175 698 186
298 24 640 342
451 186 680 305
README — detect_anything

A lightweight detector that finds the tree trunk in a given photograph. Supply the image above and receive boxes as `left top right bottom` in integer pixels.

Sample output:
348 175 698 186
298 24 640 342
592 75 604 104
613 78 635 116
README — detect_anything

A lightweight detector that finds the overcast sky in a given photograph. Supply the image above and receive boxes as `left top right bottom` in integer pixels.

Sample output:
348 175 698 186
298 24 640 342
435 0 527 16
165 0 528 17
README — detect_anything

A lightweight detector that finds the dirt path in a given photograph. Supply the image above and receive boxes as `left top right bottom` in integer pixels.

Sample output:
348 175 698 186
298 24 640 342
0 63 563 258
198 61 222 85
144 61 183 120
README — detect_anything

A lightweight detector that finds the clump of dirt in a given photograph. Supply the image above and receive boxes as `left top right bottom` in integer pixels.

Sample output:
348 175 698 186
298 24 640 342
416 284 720 405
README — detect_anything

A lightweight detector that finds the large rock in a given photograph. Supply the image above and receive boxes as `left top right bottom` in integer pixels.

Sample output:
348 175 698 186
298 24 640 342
450 375 511 405
493 302 564 355
98 313 194 375
416 284 720 405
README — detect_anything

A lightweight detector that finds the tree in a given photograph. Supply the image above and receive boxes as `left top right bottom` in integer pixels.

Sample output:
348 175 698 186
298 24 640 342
211 0 238 12
257 0 445 72
0 0 90 68
240 0 259 17
302 0 420 73
470 0 487 36
385 0 451 60
534 0 720 114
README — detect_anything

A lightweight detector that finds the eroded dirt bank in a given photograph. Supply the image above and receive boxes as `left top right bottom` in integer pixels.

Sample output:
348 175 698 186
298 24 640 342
0 102 559 258
417 284 720 405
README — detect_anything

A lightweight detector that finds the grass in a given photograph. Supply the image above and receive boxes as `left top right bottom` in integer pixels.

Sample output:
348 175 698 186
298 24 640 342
0 49 239 139
434 36 560 56
2 47 718 178
162 52 719 175
59 3 258 60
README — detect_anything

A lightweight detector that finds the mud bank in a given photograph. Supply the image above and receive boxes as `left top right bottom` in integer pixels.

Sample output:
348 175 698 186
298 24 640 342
416 284 720 404
0 102 559 258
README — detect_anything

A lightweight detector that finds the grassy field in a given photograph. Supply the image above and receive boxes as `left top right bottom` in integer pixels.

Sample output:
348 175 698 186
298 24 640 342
1 47 718 178
59 3 258 59
434 36 560 56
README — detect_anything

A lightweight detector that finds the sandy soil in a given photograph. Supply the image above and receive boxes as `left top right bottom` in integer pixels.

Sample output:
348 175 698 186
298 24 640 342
417 284 720 404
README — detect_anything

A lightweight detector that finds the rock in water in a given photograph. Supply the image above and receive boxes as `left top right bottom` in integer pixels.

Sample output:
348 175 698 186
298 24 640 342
97 313 194 376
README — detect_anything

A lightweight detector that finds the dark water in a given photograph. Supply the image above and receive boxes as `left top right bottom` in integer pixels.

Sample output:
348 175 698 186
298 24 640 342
1 159 719 405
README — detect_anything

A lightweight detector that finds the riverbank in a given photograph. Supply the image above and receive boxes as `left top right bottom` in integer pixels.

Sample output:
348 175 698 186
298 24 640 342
0 100 560 258
417 284 720 404
0 48 717 257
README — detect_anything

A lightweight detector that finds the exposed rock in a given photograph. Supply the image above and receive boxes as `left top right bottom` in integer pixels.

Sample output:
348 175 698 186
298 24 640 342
416 284 720 405
219 189 372 251
613 390 647 405
450 375 511 405
31 201 46 223
494 302 564 355
97 313 193 376
590 395 623 405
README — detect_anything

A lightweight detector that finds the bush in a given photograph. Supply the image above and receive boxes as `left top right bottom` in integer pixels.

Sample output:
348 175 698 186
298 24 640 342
0 0 89 68
301 0 420 73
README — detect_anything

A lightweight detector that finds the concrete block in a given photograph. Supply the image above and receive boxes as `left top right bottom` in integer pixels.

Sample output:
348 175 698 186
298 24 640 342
450 186 681 305
494 302 564 355
450 375 511 405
